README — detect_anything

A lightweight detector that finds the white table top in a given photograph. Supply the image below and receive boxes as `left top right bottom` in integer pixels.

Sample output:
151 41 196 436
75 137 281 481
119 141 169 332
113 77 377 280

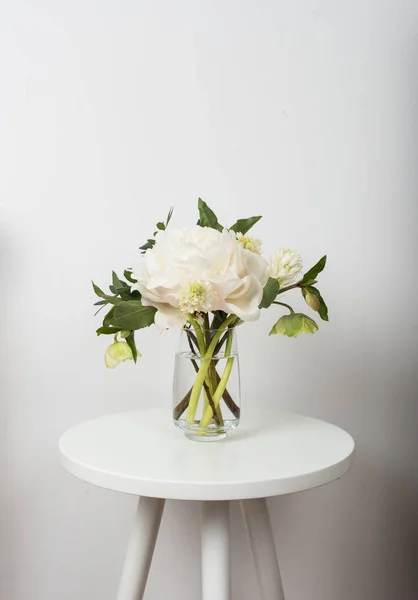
59 409 354 501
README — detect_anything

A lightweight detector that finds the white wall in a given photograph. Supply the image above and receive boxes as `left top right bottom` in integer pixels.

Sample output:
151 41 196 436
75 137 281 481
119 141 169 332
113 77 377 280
1 1 418 598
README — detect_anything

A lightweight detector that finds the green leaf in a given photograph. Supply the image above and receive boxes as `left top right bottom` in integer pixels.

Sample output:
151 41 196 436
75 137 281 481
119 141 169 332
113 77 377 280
103 306 116 327
92 282 122 305
156 221 165 231
230 216 262 235
139 239 156 252
111 302 157 330
304 286 329 321
259 278 280 309
197 198 223 231
300 256 327 286
124 270 137 284
166 206 174 227
109 285 133 301
126 331 138 363
269 313 318 337
94 300 107 306
96 326 120 335
112 271 130 290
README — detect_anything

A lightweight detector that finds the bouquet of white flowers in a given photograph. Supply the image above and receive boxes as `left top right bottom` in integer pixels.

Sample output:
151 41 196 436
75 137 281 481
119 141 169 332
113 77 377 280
93 199 328 440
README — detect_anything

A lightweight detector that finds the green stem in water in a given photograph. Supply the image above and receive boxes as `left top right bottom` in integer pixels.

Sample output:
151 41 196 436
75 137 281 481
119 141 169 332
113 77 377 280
185 315 236 425
188 315 206 353
199 329 234 428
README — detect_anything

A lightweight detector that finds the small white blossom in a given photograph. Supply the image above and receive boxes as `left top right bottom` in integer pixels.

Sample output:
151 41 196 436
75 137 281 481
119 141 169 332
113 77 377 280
236 232 262 254
270 248 303 287
178 281 214 316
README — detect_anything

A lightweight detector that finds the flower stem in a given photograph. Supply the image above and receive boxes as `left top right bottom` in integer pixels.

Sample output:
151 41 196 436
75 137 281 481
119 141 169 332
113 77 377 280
188 315 206 353
198 329 234 428
272 301 295 313
185 315 236 425
277 283 301 295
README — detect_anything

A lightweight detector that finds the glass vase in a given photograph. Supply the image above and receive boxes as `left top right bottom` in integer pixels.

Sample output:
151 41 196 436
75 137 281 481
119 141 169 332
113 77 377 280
172 325 241 441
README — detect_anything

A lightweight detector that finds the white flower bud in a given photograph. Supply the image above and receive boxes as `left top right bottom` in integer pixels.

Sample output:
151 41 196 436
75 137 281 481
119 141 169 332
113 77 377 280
269 248 303 287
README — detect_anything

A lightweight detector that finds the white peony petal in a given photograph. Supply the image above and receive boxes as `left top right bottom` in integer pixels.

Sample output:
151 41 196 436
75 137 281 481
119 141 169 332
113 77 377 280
224 275 263 321
153 303 185 329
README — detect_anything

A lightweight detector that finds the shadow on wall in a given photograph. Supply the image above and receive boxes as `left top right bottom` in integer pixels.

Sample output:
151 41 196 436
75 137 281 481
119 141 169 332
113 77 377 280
268 453 418 600
0 228 17 600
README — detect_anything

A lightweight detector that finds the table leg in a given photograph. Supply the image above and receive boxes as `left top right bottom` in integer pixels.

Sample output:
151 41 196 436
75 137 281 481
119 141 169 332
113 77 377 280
201 501 230 600
116 496 165 600
240 498 285 600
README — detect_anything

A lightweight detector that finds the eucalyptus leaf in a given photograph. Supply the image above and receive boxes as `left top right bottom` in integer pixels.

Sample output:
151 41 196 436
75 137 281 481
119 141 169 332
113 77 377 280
230 215 262 235
111 302 156 330
300 256 327 286
96 326 120 335
259 278 279 309
197 198 223 231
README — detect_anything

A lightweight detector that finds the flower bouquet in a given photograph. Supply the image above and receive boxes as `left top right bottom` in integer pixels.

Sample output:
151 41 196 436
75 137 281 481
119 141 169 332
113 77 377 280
93 199 328 440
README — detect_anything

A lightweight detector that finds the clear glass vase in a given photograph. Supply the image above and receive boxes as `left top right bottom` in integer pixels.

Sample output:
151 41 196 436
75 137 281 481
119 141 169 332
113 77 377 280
172 326 241 441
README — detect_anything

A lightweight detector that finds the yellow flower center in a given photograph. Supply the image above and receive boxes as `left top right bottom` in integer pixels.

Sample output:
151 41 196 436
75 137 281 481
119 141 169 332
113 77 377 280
236 232 261 254
178 281 213 315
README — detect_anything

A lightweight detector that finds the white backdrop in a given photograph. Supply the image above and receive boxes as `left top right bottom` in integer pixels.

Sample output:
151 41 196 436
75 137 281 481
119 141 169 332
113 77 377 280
1 1 418 599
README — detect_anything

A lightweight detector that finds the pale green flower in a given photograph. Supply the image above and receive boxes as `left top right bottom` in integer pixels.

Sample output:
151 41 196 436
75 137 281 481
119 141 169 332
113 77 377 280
269 248 303 287
269 313 318 337
236 232 262 254
105 341 134 369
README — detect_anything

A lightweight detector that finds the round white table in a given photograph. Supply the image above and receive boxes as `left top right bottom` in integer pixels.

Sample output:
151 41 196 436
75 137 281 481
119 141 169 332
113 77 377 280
59 409 354 600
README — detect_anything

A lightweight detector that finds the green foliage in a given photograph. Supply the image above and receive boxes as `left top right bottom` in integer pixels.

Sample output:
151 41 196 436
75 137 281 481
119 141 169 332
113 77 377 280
96 326 120 335
300 255 327 286
111 302 157 330
269 313 318 337
140 206 174 253
103 306 116 327
125 331 138 363
139 239 156 252
92 282 123 305
229 216 262 235
124 269 137 284
259 278 280 309
197 198 223 231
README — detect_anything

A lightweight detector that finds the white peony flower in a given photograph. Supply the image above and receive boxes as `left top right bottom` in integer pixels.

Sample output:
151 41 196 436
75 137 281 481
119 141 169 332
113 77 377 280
270 248 303 288
132 226 269 328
